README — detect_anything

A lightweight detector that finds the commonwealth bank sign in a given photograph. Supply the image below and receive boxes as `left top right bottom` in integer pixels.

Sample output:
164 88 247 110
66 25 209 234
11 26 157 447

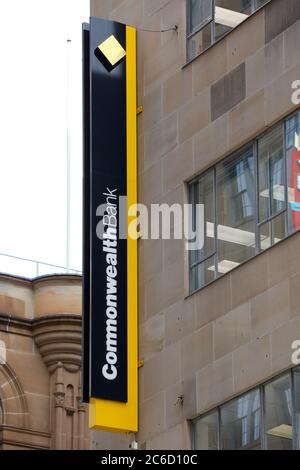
82 17 138 434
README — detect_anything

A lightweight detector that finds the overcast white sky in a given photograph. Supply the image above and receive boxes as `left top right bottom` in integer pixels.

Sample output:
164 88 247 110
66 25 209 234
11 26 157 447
0 0 90 276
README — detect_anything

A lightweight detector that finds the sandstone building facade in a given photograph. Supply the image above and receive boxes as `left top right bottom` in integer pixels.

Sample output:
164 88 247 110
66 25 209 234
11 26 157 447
90 0 300 450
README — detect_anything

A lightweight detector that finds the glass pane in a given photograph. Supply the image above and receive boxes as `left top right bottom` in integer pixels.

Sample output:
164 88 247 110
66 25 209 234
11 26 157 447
294 368 300 450
259 221 271 251
187 22 212 60
217 145 256 275
221 389 261 450
215 0 251 41
258 125 285 222
189 170 215 267
272 212 286 245
190 255 216 292
286 112 300 234
193 411 218 450
265 374 293 450
258 138 270 222
189 0 213 34
256 0 270 8
270 141 285 216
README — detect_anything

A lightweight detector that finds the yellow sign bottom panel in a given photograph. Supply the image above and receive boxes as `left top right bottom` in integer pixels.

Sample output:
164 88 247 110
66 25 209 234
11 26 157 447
89 396 138 434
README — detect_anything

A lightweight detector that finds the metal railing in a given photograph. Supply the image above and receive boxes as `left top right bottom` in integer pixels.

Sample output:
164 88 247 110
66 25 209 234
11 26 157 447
0 252 82 279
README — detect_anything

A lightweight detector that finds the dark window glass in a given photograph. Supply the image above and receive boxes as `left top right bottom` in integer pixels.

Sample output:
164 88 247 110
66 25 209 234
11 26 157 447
193 411 218 450
189 111 300 292
187 0 272 61
189 170 215 292
187 22 212 58
258 125 285 223
216 145 256 275
221 389 261 450
189 0 213 34
265 374 293 450
214 0 251 41
286 113 300 234
193 366 300 450
294 368 300 450
256 0 270 7
190 254 216 292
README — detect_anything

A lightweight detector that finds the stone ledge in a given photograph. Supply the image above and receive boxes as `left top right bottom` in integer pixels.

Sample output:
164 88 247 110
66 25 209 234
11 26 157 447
0 425 51 450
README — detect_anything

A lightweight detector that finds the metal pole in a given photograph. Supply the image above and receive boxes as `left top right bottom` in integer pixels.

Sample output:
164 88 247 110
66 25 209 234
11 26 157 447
66 39 72 273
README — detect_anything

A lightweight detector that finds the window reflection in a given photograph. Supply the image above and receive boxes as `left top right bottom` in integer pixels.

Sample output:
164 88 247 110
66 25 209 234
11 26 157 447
215 0 251 41
189 0 213 33
257 0 270 7
258 125 285 223
221 389 261 450
193 367 300 450
286 113 300 234
265 374 293 450
189 170 216 292
193 411 218 450
187 22 212 57
257 125 287 250
189 111 300 292
217 145 256 275
294 368 300 449
187 0 270 61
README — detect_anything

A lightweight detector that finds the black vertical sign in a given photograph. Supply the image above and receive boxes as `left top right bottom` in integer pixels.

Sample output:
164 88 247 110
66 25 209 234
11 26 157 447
82 22 91 404
82 17 128 403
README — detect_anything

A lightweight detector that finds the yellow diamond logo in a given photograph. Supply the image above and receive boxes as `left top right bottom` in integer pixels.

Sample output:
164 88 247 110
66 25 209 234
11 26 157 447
97 35 126 67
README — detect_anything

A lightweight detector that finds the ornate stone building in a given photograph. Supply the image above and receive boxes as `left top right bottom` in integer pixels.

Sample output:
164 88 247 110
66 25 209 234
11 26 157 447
0 274 88 450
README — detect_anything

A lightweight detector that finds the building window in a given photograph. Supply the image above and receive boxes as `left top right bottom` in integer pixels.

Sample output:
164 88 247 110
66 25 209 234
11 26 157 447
193 410 219 450
258 125 286 250
189 110 300 294
286 112 300 234
265 374 293 450
294 368 300 448
216 145 256 275
221 389 261 450
189 169 216 292
187 0 271 61
192 367 300 450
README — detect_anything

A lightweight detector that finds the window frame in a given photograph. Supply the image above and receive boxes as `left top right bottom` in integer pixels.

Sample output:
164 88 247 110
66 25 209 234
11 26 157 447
186 0 214 38
189 167 218 289
263 370 293 450
256 123 288 250
186 0 215 61
219 387 263 450
192 368 300 450
186 0 273 63
188 110 300 295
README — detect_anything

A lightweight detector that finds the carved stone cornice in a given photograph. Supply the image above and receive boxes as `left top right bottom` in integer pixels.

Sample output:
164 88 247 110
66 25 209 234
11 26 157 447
32 314 82 373
0 313 83 373
0 313 32 337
